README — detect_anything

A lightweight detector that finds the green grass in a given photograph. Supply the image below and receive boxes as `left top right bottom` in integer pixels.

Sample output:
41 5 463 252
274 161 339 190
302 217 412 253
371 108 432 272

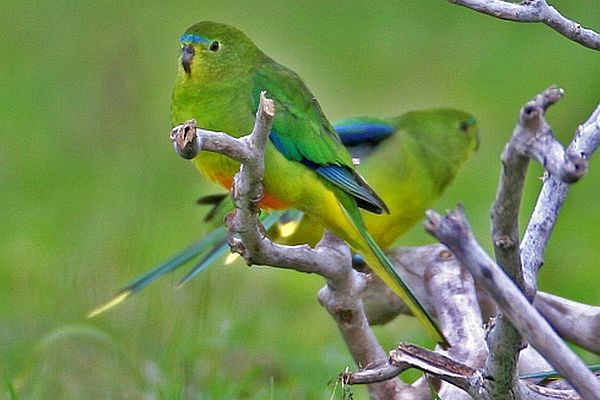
2 0 600 398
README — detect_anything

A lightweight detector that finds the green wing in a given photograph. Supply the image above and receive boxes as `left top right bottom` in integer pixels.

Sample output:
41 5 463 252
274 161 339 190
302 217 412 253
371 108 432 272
252 59 349 165
251 60 387 214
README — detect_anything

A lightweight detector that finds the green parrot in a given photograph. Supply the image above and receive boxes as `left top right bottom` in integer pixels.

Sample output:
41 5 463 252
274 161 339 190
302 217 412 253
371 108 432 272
89 110 478 324
171 21 450 344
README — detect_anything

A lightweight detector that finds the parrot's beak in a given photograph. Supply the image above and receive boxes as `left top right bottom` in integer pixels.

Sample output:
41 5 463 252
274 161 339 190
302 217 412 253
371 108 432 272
181 44 195 74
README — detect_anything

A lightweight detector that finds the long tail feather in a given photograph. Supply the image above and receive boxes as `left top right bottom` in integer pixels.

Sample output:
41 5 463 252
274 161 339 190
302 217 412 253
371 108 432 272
87 226 226 317
363 231 447 346
89 211 285 317
341 203 448 346
175 211 283 287
176 242 230 287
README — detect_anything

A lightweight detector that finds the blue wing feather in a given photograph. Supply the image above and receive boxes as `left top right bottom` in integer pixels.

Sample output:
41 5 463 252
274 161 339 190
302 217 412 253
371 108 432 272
269 129 389 215
253 62 388 214
314 164 389 214
334 120 396 146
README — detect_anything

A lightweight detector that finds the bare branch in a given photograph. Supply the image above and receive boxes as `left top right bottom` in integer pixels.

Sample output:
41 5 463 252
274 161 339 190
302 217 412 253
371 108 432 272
521 102 600 289
535 291 600 355
315 237 412 399
170 120 251 163
425 206 600 400
492 86 585 293
345 245 486 400
343 342 590 400
486 86 585 398
343 343 482 395
393 344 483 395
449 0 600 51
422 248 487 366
511 88 587 185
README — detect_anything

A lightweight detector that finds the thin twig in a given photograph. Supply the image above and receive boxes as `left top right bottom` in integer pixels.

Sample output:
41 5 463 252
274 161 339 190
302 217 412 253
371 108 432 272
492 86 585 295
449 0 600 51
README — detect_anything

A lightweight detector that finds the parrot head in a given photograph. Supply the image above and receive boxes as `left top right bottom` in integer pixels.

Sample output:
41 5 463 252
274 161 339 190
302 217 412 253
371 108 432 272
438 110 479 155
177 21 264 83
397 109 479 190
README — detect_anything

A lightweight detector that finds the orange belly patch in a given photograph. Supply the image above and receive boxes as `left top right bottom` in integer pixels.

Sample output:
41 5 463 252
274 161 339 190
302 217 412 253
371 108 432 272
259 193 289 210
213 174 289 210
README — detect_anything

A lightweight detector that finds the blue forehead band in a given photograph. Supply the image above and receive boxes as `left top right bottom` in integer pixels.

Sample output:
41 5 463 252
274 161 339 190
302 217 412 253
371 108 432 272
180 33 211 44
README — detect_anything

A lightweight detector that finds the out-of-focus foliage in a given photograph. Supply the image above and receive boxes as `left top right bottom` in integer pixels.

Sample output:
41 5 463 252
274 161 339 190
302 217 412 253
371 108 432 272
2 1 599 398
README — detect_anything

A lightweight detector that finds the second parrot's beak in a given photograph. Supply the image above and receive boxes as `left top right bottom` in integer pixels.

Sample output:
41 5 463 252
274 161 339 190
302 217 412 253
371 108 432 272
181 44 195 74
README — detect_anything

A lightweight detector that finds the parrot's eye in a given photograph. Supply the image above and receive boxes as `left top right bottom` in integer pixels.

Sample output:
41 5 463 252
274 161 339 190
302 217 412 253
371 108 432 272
209 41 220 51
459 117 476 133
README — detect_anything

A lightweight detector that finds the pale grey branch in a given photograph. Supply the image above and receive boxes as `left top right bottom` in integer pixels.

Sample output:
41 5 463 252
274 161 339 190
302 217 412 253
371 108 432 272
522 102 600 290
425 206 600 400
535 292 600 355
346 245 487 399
422 247 486 367
343 343 482 397
486 86 583 398
170 120 250 163
449 0 600 51
492 86 585 293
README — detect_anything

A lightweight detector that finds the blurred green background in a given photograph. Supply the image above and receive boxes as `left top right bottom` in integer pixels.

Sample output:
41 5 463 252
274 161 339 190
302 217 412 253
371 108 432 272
2 0 600 398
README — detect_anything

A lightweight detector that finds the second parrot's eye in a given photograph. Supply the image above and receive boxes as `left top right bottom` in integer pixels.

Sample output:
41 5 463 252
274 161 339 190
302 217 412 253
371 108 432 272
459 116 476 133
209 41 220 51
